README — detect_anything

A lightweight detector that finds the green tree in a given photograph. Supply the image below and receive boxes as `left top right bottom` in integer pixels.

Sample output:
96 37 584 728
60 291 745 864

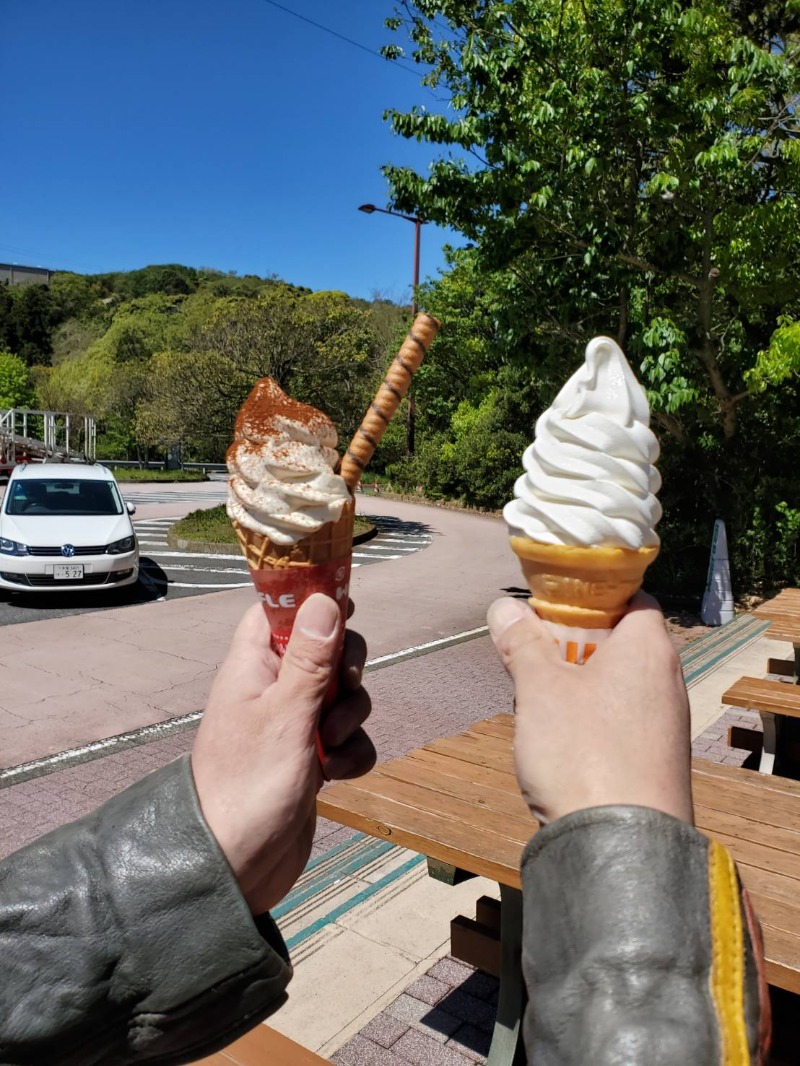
383 0 800 590
0 350 35 409
11 285 54 365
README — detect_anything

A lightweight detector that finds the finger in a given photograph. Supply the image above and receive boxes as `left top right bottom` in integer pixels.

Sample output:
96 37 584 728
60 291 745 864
320 687 372 749
275 594 342 733
341 629 367 692
212 603 278 700
487 597 561 681
609 591 669 645
323 727 377 781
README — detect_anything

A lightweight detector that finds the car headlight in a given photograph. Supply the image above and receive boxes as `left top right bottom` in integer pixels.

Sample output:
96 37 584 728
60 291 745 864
0 538 29 556
107 536 136 555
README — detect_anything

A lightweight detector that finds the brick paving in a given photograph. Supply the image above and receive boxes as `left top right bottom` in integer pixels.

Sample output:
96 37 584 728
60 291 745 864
0 633 513 861
332 960 496 1066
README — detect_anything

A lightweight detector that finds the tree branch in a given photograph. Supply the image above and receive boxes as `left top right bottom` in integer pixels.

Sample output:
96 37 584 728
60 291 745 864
652 410 687 442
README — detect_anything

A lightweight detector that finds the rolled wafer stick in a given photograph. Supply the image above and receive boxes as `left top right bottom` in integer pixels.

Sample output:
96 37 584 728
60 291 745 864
339 311 441 489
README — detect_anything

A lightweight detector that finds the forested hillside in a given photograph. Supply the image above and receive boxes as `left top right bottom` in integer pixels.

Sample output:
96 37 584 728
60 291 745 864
0 265 409 469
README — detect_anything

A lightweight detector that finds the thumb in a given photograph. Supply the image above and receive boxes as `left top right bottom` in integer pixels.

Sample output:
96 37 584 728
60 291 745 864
488 597 561 684
275 594 342 734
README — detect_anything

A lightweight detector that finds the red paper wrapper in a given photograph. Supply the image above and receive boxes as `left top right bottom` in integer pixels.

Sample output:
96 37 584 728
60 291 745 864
251 557 352 707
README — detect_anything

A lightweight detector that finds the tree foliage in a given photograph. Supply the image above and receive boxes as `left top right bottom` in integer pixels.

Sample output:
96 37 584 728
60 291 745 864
382 0 800 592
0 350 35 409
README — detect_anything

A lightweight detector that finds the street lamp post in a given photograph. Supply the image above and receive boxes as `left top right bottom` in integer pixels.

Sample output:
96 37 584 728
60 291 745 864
359 204 424 454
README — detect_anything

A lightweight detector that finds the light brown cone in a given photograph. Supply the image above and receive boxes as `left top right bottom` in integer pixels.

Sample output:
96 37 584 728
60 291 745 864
234 498 355 571
509 537 660 629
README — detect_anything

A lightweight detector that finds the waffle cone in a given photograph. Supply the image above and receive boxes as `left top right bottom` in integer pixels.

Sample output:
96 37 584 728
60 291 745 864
509 537 659 629
233 499 355 571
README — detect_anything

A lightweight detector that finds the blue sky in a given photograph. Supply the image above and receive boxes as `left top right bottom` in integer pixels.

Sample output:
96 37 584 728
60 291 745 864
3 0 457 301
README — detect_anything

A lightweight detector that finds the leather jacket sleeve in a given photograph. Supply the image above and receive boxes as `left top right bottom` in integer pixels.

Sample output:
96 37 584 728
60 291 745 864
0 755 292 1066
520 806 770 1066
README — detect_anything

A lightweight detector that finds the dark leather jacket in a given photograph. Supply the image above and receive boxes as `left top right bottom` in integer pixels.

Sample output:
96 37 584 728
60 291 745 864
0 759 768 1064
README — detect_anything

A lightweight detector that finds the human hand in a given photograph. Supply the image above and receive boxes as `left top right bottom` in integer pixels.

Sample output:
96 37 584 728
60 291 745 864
488 592 693 826
191 594 376 916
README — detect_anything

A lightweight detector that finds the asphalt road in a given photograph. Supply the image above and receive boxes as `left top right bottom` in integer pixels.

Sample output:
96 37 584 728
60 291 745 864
0 492 520 856
0 511 433 626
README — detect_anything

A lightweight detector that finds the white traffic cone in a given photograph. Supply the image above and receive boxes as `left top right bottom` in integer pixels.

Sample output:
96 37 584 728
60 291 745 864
701 519 735 626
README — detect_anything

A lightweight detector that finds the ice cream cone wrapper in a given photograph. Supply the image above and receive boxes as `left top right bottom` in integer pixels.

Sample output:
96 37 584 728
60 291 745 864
509 537 659 664
234 500 355 703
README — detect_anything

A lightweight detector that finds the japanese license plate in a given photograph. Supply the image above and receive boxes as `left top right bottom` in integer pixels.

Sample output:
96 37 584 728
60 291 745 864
53 564 84 580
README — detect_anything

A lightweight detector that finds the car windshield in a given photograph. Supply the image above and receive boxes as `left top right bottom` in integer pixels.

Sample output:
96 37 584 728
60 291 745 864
4 479 124 517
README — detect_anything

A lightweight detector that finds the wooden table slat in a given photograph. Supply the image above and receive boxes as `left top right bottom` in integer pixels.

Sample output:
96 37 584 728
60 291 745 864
691 758 800 799
407 748 518 792
318 717 800 993
376 757 533 823
317 787 524 887
692 777 800 831
694 804 800 864
354 769 535 841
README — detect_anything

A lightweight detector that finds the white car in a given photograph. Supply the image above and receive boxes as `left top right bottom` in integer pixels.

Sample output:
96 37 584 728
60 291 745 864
0 464 139 592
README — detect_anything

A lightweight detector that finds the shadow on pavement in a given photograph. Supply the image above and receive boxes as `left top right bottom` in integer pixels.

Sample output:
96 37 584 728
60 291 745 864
365 514 435 538
0 560 170 623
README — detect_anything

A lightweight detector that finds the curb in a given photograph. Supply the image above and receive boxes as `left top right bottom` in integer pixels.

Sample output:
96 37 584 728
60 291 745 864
166 522 378 556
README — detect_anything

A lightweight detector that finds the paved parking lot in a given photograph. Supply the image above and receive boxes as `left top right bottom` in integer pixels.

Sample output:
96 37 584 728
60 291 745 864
0 513 433 625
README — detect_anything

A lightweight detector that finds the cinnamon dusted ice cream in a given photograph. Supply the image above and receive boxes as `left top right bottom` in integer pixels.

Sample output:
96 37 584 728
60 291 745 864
226 379 351 546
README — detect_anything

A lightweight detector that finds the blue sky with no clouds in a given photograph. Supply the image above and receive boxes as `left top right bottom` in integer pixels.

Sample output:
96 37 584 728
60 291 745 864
3 0 457 301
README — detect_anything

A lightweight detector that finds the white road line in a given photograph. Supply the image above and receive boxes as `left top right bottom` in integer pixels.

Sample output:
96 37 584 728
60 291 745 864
353 553 402 560
0 712 204 784
365 626 489 668
146 577 253 588
142 550 246 561
0 624 490 785
364 546 417 553
375 537 431 543
143 563 249 575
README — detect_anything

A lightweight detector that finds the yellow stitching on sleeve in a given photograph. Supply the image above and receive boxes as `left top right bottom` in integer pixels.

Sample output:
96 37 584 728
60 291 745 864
708 840 749 1064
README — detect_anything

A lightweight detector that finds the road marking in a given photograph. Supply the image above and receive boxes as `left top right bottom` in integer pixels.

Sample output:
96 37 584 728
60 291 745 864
141 550 247 561
0 711 204 787
144 576 253 588
142 563 249 575
353 552 402 560
364 626 489 672
0 625 491 787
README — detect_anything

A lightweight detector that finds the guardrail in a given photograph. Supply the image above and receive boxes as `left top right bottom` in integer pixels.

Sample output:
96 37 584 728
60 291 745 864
99 460 228 477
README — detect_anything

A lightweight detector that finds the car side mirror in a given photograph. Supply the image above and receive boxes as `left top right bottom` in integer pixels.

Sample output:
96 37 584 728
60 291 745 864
126 501 137 515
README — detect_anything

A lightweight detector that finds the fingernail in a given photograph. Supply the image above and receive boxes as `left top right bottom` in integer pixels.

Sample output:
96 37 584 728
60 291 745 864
297 594 339 640
487 598 529 640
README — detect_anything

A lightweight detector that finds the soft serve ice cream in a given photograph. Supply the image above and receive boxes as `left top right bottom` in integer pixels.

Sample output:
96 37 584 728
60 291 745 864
227 378 354 664
505 336 662 662
227 378 351 546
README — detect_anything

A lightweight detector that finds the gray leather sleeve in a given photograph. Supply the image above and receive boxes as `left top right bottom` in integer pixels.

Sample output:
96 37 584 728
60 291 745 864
520 806 763 1066
0 755 292 1065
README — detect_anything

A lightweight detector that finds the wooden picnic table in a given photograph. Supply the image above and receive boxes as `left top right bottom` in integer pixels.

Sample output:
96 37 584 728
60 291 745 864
754 590 800 653
318 713 800 1065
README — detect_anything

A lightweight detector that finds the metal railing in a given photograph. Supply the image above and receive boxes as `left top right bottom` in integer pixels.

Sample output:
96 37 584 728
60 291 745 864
0 409 97 462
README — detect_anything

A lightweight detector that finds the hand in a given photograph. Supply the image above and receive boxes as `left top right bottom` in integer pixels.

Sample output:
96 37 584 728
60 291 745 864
191 594 376 915
488 592 693 826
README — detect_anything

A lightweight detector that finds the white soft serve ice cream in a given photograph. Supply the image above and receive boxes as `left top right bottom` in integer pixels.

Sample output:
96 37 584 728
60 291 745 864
226 378 351 545
504 336 662 549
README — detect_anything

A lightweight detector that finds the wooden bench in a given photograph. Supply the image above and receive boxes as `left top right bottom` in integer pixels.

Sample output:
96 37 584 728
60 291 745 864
722 676 800 774
193 1024 327 1065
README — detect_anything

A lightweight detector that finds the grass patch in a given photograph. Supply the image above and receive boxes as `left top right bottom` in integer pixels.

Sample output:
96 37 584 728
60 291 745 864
112 468 207 482
172 504 373 545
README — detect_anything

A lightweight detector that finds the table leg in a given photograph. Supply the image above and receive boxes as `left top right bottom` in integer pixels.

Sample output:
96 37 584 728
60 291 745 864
486 884 527 1066
759 712 779 774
